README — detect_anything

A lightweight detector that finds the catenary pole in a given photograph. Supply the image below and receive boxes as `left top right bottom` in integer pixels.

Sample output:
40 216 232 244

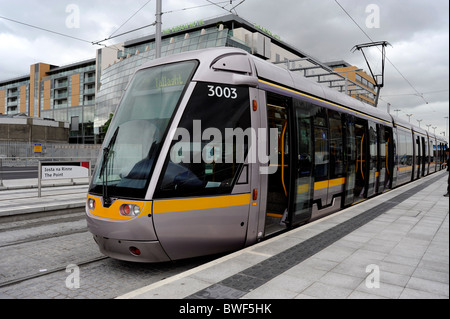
155 0 162 59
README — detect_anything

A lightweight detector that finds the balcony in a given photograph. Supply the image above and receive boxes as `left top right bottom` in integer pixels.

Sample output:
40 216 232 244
7 90 19 97
84 88 95 95
7 98 18 107
54 92 68 99
53 101 68 108
54 78 68 89
84 73 95 83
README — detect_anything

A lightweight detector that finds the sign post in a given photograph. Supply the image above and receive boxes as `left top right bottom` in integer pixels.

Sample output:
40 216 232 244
38 161 91 197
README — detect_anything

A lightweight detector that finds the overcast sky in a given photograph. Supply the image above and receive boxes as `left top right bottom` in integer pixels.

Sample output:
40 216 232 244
0 0 448 140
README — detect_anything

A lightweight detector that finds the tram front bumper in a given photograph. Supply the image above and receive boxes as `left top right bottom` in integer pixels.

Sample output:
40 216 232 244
93 235 171 263
85 196 170 263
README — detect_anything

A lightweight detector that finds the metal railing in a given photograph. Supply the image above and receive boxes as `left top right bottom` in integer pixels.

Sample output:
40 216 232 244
0 142 100 162
0 156 98 187
0 142 100 186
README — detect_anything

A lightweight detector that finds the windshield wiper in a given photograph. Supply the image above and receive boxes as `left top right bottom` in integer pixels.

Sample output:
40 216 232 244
100 126 119 208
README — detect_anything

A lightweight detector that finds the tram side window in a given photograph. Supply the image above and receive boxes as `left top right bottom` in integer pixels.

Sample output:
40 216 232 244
407 135 414 167
378 126 387 169
368 122 378 174
398 132 406 167
430 140 435 165
313 107 328 180
397 130 412 177
155 82 251 198
295 101 312 177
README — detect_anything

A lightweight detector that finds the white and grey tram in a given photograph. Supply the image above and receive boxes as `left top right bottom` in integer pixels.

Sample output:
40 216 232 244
86 48 448 262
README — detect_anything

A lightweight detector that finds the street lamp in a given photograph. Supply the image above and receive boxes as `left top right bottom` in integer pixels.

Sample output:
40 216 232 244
416 119 422 128
406 114 413 123
426 124 432 132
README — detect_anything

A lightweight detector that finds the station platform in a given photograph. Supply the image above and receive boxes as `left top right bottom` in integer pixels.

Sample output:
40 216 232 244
118 171 449 299
0 178 88 218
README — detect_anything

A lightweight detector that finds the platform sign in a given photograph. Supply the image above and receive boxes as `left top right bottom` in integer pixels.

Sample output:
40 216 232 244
38 161 91 197
40 161 90 180
34 144 42 153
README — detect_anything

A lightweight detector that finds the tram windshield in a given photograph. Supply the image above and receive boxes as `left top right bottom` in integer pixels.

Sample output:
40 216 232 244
89 61 198 199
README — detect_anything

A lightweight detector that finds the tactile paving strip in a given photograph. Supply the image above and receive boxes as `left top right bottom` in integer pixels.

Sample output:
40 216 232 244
187 173 444 299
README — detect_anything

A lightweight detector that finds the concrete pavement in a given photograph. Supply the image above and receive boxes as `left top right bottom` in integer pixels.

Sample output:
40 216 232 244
119 171 449 299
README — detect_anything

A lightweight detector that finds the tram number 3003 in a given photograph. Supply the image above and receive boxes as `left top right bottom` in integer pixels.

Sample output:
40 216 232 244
207 85 238 99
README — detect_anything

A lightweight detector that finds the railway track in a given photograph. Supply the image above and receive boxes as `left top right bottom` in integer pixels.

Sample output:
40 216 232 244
0 205 217 299
0 256 109 288
0 208 105 288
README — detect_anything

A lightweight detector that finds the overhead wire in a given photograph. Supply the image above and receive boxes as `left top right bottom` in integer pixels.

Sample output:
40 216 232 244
334 0 429 105
0 1 245 50
92 23 156 46
0 11 154 55
382 89 449 97
109 0 153 38
1 0 155 48
163 1 231 14
0 14 98 46
204 0 246 15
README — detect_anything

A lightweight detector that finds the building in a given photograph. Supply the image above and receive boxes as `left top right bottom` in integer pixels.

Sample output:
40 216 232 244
39 59 96 144
325 60 377 106
0 75 30 117
1 59 96 144
1 14 377 144
0 63 60 118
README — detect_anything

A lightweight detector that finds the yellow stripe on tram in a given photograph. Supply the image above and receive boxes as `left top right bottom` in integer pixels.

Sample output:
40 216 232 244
153 193 251 214
314 177 346 190
297 178 347 194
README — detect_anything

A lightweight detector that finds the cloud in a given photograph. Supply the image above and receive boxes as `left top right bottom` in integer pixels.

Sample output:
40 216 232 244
0 33 35 78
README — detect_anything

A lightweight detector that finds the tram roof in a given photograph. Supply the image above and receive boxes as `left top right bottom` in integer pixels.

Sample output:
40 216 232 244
250 54 393 125
135 47 437 132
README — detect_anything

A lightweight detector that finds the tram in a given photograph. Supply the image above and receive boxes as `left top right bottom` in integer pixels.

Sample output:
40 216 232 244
86 47 448 262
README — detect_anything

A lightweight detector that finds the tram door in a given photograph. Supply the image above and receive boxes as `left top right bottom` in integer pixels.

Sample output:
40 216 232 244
354 119 368 202
263 93 313 235
430 139 435 173
343 115 356 206
291 100 313 225
379 126 394 192
415 135 421 179
376 124 391 193
264 93 291 235
366 122 378 198
421 136 427 177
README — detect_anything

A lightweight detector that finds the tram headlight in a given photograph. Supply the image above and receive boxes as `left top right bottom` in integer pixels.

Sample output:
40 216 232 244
87 198 96 211
119 204 141 217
